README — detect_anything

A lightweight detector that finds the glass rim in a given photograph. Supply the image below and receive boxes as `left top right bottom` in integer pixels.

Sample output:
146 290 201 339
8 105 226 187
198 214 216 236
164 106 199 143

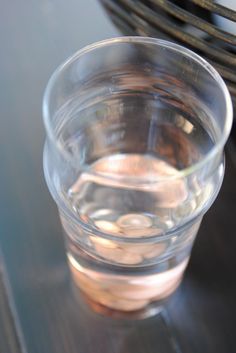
43 36 233 181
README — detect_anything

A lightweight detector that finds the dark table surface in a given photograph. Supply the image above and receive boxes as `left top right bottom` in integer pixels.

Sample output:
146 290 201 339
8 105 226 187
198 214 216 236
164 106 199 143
0 1 236 353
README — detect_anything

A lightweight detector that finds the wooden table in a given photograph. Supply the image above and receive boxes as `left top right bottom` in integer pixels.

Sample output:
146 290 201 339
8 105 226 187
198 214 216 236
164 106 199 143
0 1 235 352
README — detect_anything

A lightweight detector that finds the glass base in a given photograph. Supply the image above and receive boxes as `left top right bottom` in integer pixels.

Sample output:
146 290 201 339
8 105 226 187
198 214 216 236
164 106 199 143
70 282 183 352
72 283 164 319
68 250 187 319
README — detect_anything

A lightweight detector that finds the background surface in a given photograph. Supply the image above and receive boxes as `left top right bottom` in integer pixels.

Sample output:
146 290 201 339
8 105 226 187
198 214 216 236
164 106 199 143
0 1 235 353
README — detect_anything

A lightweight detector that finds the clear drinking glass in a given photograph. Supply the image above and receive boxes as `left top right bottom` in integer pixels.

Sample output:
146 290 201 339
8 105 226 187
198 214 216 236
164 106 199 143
43 37 232 317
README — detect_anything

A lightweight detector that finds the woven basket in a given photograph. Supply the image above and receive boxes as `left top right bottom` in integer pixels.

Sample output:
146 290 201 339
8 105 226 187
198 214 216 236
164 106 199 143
100 0 236 107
